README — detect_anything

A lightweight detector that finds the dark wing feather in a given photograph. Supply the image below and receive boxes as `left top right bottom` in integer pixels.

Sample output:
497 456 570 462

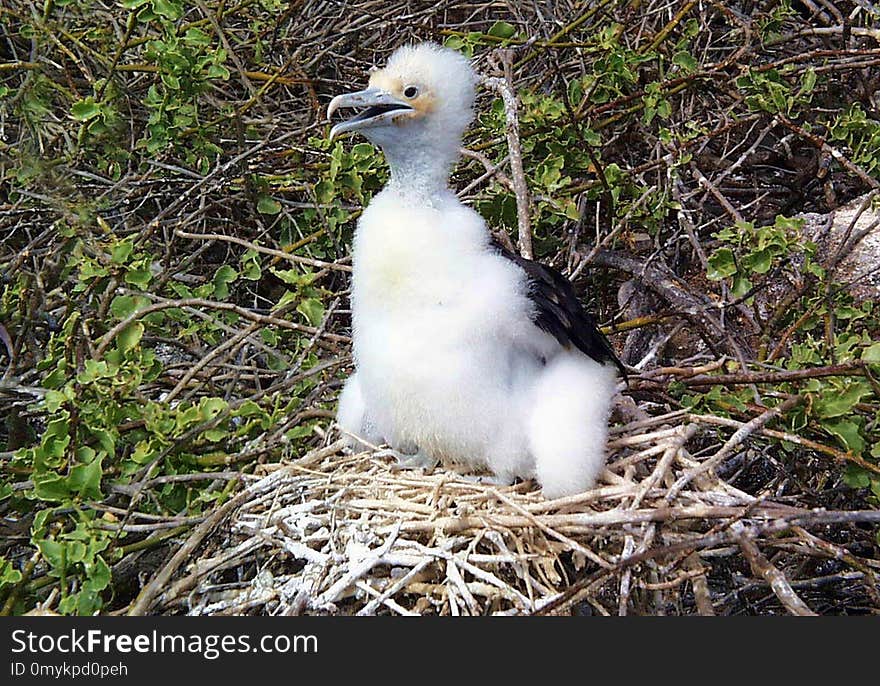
491 239 626 377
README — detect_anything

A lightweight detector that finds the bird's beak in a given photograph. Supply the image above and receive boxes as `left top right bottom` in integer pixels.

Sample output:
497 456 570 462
327 87 414 140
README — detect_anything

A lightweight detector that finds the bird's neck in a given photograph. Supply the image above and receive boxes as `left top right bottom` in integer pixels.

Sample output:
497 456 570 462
382 141 458 203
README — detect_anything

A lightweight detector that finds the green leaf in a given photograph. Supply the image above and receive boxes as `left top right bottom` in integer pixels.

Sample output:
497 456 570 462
234 400 265 417
160 72 180 90
89 428 115 456
257 196 282 215
862 342 880 363
78 359 108 384
87 555 111 590
276 290 298 310
39 416 71 463
201 427 225 442
206 63 230 80
743 248 772 274
285 424 313 440
131 441 156 465
71 98 101 122
814 383 872 419
242 259 262 281
240 249 262 281
272 268 314 286
707 248 737 280
110 240 134 264
297 298 325 326
117 322 144 354
199 397 228 419
800 68 817 94
487 21 517 39
150 0 182 20
43 365 68 389
110 295 143 319
314 180 334 204
823 419 865 454
33 473 70 502
352 143 374 158
124 268 152 289
183 28 212 46
58 595 77 614
64 540 87 564
842 464 871 488
37 539 66 571
75 585 102 615
339 172 362 194
672 50 698 73
731 274 753 299
45 389 67 413
213 264 238 299
69 456 103 500
0 557 23 586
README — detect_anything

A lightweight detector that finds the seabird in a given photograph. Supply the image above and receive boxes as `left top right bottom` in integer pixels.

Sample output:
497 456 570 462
328 43 624 498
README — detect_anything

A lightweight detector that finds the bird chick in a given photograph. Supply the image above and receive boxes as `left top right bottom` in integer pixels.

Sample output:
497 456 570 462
328 43 624 498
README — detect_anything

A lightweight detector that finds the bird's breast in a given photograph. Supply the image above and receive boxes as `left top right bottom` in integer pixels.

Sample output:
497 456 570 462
354 239 425 306
352 204 474 311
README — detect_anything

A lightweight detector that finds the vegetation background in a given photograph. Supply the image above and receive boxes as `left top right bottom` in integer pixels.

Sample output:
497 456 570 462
1 0 879 615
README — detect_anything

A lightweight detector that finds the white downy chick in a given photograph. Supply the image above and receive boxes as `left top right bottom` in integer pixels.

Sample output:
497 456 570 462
328 43 624 498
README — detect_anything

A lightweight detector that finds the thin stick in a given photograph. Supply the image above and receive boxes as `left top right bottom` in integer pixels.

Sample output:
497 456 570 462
482 52 533 259
738 534 817 616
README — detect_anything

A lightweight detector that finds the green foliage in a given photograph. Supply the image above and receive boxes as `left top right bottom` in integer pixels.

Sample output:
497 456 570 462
756 0 798 41
707 216 822 299
736 67 817 115
700 216 880 497
829 105 880 176
588 24 654 105
443 21 523 56
32 511 114 616
0 217 337 613
473 20 683 246
139 23 230 163
0 557 24 603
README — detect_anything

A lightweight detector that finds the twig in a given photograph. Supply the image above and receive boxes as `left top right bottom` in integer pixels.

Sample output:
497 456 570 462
482 52 533 259
174 229 352 273
737 533 818 616
95 297 348 358
775 114 880 190
667 396 802 499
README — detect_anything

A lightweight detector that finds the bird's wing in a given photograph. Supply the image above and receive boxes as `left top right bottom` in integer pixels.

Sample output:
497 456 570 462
490 239 627 377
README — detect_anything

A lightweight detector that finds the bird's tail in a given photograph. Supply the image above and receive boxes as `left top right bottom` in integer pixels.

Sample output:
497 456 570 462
526 352 618 499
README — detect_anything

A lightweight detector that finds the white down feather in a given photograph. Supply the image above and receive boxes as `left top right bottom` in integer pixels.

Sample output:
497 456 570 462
333 43 619 498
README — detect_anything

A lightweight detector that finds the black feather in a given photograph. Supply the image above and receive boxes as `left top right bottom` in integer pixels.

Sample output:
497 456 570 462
491 239 626 377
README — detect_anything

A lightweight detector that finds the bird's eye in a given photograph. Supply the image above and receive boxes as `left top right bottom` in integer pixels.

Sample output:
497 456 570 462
403 85 419 99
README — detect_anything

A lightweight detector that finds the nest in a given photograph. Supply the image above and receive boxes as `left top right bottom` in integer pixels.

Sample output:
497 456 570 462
143 408 880 616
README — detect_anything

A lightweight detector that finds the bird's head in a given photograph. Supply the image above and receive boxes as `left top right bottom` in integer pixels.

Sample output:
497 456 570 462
327 44 476 179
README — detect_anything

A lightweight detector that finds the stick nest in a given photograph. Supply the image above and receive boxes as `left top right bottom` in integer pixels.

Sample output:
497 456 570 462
163 408 880 616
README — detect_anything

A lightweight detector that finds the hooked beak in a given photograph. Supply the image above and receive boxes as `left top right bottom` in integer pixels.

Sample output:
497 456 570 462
327 87 414 140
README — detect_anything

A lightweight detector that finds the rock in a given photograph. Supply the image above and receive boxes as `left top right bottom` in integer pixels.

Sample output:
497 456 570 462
800 192 880 301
